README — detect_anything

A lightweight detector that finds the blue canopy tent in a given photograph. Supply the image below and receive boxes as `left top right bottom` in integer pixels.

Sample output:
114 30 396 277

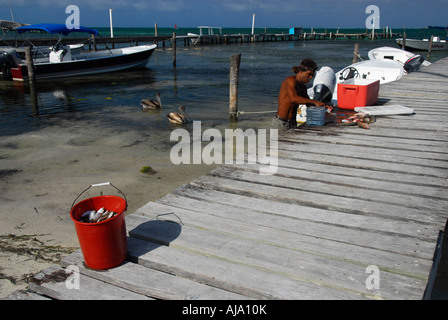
17 23 98 36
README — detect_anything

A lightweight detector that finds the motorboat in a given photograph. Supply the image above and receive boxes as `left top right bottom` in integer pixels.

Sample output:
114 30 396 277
335 59 406 86
368 46 431 67
1 20 83 57
368 46 430 73
332 58 406 102
397 37 448 51
396 26 448 51
0 23 157 81
188 26 223 45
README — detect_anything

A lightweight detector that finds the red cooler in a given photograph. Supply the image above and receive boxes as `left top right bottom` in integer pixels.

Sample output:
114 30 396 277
337 79 380 110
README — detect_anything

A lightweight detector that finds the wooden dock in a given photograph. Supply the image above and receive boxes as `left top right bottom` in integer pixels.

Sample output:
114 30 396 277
6 57 448 301
6 30 401 50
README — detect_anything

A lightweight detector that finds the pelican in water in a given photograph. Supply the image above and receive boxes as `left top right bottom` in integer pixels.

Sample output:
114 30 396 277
141 92 162 110
167 106 191 124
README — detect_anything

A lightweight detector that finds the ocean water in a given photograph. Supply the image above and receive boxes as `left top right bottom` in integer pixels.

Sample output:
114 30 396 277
1 28 447 137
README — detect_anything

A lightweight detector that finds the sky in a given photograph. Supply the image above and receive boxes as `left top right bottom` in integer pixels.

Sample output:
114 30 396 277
1 0 447 29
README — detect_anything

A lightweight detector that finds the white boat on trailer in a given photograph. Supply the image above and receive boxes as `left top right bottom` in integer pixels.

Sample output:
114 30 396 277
0 23 157 81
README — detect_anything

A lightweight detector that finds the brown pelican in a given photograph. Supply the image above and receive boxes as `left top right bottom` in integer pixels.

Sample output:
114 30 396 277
141 92 162 110
167 106 191 124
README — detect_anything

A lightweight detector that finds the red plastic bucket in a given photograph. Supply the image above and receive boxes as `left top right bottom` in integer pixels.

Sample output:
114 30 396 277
70 184 127 270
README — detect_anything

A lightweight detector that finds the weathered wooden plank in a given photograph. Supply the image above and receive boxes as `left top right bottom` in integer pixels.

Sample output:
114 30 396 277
190 174 445 228
2 290 51 300
62 251 249 300
282 130 448 150
279 149 447 178
231 163 448 199
376 90 448 100
126 214 426 300
152 190 439 239
297 126 448 141
278 140 448 165
279 133 448 153
262 156 448 189
132 200 434 278
284 136 448 159
209 166 448 212
126 236 365 299
28 265 151 300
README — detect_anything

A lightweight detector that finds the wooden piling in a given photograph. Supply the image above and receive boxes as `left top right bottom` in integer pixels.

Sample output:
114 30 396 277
428 35 434 59
24 47 35 84
229 53 242 121
352 43 360 64
403 26 406 49
173 32 177 67
91 34 97 52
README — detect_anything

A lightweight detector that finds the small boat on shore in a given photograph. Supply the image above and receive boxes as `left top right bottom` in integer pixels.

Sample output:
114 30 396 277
0 23 157 81
396 26 448 51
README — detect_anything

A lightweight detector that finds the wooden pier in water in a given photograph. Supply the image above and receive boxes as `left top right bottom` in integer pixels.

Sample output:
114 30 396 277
94 29 401 48
6 57 448 301
10 29 401 51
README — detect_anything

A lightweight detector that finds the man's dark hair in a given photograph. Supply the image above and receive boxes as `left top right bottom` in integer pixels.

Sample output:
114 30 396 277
292 58 318 74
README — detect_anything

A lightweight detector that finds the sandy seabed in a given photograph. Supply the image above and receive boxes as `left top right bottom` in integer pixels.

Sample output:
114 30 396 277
0 119 216 298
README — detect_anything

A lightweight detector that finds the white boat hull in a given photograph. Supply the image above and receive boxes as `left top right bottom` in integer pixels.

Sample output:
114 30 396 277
368 46 431 67
396 38 448 51
333 59 405 101
9 44 157 81
336 59 405 85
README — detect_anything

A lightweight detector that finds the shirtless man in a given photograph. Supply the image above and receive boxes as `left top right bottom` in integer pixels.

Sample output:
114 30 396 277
272 58 331 131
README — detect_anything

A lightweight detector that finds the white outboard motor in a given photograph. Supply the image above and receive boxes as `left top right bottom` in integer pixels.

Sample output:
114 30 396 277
311 66 336 103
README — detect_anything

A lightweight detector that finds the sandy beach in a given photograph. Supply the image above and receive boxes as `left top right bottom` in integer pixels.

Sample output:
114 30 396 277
0 118 216 298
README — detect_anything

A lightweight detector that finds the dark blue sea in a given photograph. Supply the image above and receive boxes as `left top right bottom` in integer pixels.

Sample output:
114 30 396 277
1 27 447 137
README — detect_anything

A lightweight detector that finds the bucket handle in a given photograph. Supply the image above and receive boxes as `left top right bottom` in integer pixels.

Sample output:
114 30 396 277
71 182 128 211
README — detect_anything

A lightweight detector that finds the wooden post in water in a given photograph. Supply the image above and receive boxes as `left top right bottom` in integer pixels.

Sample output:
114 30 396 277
24 47 35 84
229 54 242 121
352 43 360 64
402 25 406 50
173 32 177 67
428 35 434 59
92 34 97 52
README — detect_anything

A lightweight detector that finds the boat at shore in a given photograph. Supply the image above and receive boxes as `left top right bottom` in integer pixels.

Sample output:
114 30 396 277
396 26 448 51
335 59 406 85
368 46 431 66
334 46 430 90
0 23 157 81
